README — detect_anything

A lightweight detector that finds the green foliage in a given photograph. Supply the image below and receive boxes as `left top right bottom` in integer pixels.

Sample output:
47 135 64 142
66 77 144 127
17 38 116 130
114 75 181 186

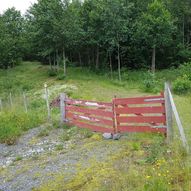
173 62 191 94
0 0 190 72
179 62 191 80
48 69 57 77
55 144 64 151
0 110 44 144
143 71 159 92
14 156 23 162
0 8 24 69
177 44 191 62
134 0 175 71
173 75 191 94
145 137 166 164
60 126 78 142
37 129 49 137
135 0 175 46
132 142 141 151
56 73 66 80
78 128 94 139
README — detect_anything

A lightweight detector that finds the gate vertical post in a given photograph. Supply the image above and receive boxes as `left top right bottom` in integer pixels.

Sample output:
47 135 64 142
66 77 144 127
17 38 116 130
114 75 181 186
112 96 118 134
164 82 173 142
60 93 66 125
44 83 51 122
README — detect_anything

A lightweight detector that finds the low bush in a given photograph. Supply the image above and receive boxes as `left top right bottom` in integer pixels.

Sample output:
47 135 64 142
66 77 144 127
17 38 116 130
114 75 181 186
179 62 191 80
48 69 57 77
173 75 191 94
56 73 66 80
143 71 159 92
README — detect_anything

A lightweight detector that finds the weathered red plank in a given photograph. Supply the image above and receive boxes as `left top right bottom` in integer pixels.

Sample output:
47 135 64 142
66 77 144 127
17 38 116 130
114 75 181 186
117 125 166 133
113 95 165 105
115 106 165 114
116 116 166 123
66 105 113 118
66 99 112 108
66 112 113 127
70 120 114 133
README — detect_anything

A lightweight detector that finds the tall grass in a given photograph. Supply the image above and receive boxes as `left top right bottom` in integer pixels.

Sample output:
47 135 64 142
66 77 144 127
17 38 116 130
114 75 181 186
0 109 45 144
0 94 46 144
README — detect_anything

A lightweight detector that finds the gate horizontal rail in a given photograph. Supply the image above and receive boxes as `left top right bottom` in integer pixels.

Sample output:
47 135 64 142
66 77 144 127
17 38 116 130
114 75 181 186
51 93 167 135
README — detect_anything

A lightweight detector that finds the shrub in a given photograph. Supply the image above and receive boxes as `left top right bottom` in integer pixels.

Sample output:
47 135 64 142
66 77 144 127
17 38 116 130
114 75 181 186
179 62 191 80
143 71 159 92
56 73 66 80
48 69 57 77
121 68 129 80
173 75 191 94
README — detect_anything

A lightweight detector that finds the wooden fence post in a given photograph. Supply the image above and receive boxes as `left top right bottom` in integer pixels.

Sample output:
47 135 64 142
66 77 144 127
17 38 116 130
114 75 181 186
44 83 51 121
9 92 13 108
60 93 66 125
164 82 173 142
167 84 189 152
0 98 2 111
23 91 28 113
112 96 118 134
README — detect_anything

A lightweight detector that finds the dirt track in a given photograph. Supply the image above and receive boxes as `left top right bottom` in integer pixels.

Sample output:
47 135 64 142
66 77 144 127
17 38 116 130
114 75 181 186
0 125 127 191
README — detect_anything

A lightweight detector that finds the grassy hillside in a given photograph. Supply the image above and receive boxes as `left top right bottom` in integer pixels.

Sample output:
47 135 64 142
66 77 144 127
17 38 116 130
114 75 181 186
0 62 191 190
0 62 190 143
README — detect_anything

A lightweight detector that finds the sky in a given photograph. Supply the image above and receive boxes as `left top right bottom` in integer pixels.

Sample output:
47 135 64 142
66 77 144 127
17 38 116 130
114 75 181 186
0 0 37 14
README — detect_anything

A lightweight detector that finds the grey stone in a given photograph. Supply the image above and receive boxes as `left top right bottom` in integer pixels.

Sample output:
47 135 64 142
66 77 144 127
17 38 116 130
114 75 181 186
113 133 121 140
102 133 113 139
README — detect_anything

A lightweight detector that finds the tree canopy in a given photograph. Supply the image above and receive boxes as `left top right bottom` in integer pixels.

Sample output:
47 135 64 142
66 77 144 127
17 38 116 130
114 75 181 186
0 0 191 77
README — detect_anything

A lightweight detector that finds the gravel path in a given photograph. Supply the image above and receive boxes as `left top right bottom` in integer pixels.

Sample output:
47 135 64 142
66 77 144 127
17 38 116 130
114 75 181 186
0 126 125 191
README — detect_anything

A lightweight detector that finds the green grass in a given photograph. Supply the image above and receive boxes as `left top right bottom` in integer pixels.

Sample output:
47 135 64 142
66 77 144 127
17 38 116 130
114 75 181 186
0 62 189 144
34 134 191 191
0 62 191 190
0 109 45 144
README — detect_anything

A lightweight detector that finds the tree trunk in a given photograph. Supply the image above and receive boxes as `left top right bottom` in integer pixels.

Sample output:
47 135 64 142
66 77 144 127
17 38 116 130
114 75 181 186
183 15 185 45
151 46 156 73
70 52 72 62
78 52 82 66
93 48 95 67
56 49 59 71
109 52 113 79
53 52 56 70
117 42 121 81
63 47 66 76
96 46 99 70
88 49 91 66
48 54 52 70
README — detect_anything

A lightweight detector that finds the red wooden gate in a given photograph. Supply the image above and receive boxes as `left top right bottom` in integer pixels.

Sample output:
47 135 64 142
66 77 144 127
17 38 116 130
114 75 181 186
65 98 115 133
113 94 166 134
51 93 167 135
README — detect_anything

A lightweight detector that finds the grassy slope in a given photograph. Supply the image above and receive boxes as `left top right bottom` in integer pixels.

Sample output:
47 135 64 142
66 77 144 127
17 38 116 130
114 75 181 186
0 62 191 190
